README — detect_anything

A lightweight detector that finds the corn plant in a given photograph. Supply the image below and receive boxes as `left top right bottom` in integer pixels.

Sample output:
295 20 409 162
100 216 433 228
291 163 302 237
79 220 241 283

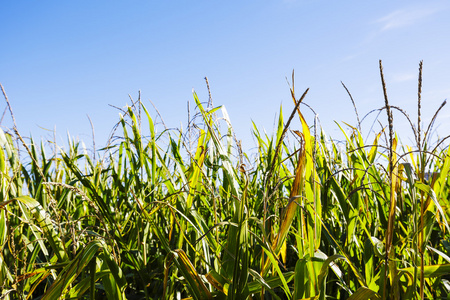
0 62 449 300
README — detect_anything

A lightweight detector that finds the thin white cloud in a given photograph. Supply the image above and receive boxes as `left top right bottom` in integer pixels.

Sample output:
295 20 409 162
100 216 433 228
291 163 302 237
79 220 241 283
375 6 440 31
392 72 417 83
340 53 359 63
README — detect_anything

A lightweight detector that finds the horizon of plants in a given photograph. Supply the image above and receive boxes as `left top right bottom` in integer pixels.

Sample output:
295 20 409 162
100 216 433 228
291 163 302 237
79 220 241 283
0 60 449 299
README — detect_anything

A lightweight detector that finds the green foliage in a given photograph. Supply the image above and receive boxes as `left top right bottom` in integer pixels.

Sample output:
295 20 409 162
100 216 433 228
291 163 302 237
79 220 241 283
1 69 450 299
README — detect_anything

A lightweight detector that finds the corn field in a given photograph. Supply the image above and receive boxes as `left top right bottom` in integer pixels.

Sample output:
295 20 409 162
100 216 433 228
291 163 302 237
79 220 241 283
1 62 450 299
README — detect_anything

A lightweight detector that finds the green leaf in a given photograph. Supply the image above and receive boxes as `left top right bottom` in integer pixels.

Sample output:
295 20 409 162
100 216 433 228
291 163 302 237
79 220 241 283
347 286 381 300
415 182 450 233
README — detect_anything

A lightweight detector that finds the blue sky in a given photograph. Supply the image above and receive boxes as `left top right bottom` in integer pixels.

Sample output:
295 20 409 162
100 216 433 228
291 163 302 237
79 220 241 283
1 1 449 152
